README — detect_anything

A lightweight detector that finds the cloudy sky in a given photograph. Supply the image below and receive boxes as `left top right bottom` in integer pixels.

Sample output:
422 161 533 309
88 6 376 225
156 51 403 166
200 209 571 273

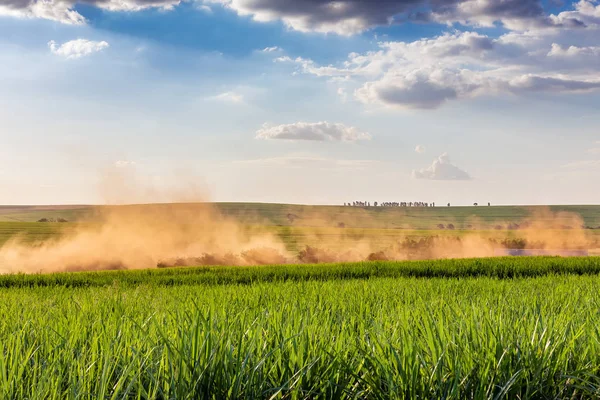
1 0 599 205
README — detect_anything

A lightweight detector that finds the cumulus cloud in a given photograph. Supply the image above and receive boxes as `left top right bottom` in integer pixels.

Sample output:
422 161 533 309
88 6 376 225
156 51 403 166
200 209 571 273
48 39 109 59
0 0 86 24
548 43 600 57
355 69 474 109
415 145 426 153
255 121 371 142
203 0 590 35
1 0 599 34
412 153 471 180
0 0 182 24
279 28 600 109
507 75 600 92
427 0 587 30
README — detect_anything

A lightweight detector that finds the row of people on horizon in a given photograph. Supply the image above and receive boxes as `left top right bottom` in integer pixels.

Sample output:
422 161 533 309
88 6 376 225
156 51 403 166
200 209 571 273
344 202 491 207
345 201 435 207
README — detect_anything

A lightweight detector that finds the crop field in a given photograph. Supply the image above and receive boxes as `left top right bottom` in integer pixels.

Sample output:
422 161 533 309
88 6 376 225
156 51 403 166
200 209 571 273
2 203 600 254
3 204 600 398
1 258 600 398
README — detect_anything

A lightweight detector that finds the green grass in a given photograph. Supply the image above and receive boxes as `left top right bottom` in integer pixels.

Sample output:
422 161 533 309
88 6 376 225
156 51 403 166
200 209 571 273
0 222 76 247
3 203 600 228
0 206 91 223
3 203 600 398
1 256 600 288
3 258 600 398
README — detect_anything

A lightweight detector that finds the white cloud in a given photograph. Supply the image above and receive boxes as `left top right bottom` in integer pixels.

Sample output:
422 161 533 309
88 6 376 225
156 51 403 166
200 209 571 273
507 75 600 92
197 4 212 13
355 68 471 109
428 0 588 31
278 29 600 109
337 87 348 102
204 0 592 35
548 0 600 29
261 46 281 52
2 0 600 34
275 55 351 77
0 0 181 24
211 91 245 104
412 153 471 180
48 39 109 59
548 43 600 57
255 121 371 142
0 0 86 25
415 145 426 154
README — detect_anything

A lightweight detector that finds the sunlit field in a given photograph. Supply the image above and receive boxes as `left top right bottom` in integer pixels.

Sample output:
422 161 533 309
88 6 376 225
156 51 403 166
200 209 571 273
2 259 600 398
3 205 600 398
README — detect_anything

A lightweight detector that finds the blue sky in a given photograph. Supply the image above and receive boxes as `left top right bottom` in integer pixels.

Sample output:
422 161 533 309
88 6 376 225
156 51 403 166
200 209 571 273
0 0 599 205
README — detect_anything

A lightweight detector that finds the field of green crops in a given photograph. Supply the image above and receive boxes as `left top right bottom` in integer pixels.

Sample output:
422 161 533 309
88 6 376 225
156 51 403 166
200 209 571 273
3 204 600 398
3 258 600 399
3 203 600 228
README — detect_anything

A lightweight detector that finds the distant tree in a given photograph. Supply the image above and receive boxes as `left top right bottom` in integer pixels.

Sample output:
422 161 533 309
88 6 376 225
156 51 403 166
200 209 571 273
447 203 451 207
447 224 455 230
473 203 478 206
374 202 378 207
37 218 48 223
437 224 445 229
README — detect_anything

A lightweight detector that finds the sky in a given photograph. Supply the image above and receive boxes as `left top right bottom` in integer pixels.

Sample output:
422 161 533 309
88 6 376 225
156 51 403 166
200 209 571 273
0 0 599 206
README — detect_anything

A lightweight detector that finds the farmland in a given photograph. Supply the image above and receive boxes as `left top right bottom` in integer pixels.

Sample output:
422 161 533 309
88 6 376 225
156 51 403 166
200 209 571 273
2 203 600 253
2 259 600 398
3 203 600 228
3 204 600 398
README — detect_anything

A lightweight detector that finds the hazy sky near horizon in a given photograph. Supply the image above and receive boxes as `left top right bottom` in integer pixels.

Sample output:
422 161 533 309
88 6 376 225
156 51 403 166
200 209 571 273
1 0 599 205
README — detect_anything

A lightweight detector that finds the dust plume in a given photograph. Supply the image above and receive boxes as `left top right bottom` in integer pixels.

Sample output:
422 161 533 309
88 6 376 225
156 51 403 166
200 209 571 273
0 164 597 274
263 207 597 263
0 166 291 274
0 203 291 274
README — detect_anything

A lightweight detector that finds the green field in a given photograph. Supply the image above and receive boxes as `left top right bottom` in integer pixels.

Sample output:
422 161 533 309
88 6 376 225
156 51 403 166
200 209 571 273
3 203 600 228
2 258 600 398
2 203 600 256
3 204 600 398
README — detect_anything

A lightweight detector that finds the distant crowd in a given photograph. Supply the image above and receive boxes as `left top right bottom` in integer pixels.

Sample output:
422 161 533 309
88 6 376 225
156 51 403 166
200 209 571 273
344 202 491 208
345 201 435 208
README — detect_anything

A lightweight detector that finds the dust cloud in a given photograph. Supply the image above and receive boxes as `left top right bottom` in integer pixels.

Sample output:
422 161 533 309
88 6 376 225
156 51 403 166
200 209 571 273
0 166 596 273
